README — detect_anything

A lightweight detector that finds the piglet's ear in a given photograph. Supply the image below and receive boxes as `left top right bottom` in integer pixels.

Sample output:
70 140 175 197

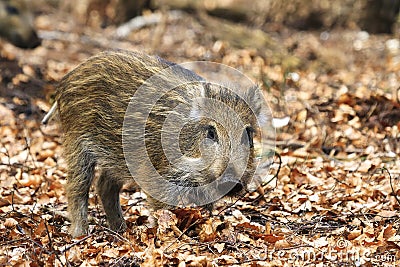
245 85 263 115
245 85 270 125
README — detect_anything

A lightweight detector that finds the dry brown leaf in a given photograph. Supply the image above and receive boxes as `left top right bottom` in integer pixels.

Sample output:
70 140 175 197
172 208 202 229
313 236 329 248
67 246 82 264
265 222 271 235
36 220 47 236
274 239 291 249
199 219 216 242
37 149 55 161
213 243 225 253
289 168 309 186
259 234 285 243
348 229 362 240
155 210 178 232
184 255 212 266
215 255 238 265
387 235 400 242
383 225 396 240
3 218 18 229
236 222 262 232
376 210 398 218
102 248 119 258
358 159 374 173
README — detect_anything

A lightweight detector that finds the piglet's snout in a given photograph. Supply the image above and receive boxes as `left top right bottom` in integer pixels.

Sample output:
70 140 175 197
217 167 244 195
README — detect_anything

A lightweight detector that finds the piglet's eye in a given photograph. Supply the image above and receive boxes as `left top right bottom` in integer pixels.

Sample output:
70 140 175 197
242 127 254 148
206 125 218 142
5 5 19 15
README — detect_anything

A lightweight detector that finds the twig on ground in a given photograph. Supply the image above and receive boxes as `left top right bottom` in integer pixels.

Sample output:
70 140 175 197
384 167 400 206
44 220 65 267
163 218 201 253
60 234 93 254
98 224 135 250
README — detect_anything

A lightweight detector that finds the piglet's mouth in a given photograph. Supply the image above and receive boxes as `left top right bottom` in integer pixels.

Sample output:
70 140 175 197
217 176 244 196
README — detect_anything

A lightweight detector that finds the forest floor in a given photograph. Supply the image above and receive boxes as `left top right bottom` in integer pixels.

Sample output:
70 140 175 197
1 4 400 267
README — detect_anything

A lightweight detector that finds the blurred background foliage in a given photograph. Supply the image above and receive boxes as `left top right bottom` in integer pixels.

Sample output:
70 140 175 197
36 0 400 34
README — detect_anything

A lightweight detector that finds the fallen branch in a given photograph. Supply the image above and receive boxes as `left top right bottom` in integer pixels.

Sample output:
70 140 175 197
115 11 183 38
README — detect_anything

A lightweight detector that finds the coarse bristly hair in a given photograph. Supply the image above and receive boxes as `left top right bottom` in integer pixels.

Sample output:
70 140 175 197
50 50 264 237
